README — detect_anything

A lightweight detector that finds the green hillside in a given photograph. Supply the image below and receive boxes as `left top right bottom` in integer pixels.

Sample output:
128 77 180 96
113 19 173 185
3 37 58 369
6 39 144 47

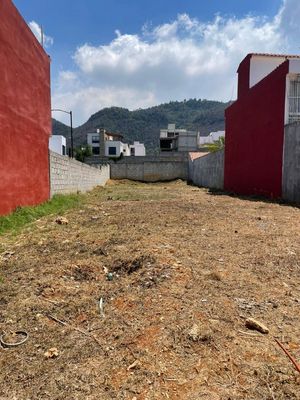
52 98 230 154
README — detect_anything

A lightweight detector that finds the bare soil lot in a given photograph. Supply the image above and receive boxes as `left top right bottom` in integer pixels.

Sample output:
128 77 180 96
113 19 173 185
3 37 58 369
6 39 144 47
0 180 299 399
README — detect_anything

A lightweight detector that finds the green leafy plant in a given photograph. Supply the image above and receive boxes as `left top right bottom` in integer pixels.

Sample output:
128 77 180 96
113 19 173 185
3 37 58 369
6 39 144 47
204 136 225 153
75 145 92 162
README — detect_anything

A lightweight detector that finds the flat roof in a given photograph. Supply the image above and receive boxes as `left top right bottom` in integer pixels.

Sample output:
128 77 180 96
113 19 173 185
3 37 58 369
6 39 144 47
250 53 300 59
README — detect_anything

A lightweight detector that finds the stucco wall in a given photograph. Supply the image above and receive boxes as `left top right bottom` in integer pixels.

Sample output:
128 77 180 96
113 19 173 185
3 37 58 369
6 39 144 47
108 156 188 182
50 152 110 196
249 56 285 88
0 0 51 215
224 60 289 199
189 151 224 189
282 123 300 203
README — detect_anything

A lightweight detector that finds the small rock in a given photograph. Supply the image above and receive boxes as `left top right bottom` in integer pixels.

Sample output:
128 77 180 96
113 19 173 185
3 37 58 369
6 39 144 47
3 251 15 257
44 347 59 359
55 217 68 225
188 323 212 342
106 272 114 281
245 318 269 334
127 360 140 371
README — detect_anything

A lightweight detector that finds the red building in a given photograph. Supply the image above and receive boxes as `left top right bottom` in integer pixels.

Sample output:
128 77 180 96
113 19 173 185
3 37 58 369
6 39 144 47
224 53 300 198
0 0 51 215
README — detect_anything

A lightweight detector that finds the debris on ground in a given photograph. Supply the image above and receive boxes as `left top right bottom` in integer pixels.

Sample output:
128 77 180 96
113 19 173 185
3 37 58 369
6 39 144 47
55 216 69 225
44 347 59 359
245 317 269 334
188 323 213 343
0 180 300 399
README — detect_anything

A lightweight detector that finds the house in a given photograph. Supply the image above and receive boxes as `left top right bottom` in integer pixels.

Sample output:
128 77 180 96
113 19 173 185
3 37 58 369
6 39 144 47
87 129 146 158
87 129 129 157
49 135 67 155
0 0 51 215
199 131 225 146
129 141 146 156
106 139 130 158
160 124 200 152
224 53 300 198
87 131 101 155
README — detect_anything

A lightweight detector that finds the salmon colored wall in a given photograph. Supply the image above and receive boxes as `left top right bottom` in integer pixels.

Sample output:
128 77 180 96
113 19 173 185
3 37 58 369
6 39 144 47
224 60 289 198
0 0 51 215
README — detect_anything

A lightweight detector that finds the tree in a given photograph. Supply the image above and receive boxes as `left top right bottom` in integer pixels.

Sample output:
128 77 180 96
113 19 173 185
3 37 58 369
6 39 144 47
74 145 92 162
204 136 225 153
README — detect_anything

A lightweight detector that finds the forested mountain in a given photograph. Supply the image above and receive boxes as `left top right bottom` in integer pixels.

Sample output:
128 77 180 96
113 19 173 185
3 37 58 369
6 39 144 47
52 98 231 154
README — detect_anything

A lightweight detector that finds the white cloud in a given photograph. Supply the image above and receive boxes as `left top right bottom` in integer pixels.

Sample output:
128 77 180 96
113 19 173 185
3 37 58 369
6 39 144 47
52 0 300 126
278 0 300 47
29 21 53 48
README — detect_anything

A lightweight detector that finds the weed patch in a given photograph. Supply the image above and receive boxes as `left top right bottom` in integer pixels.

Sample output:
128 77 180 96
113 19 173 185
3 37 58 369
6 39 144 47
0 193 84 235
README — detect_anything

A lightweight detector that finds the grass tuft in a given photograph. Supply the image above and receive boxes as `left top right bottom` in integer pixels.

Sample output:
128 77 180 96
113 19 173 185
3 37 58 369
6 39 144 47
0 193 84 236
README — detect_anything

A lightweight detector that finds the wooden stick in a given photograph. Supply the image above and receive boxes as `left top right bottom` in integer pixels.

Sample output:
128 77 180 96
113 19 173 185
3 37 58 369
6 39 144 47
46 314 104 350
274 338 300 374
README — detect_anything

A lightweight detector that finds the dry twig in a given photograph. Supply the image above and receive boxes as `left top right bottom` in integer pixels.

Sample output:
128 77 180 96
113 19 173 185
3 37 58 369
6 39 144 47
46 314 104 350
274 338 300 374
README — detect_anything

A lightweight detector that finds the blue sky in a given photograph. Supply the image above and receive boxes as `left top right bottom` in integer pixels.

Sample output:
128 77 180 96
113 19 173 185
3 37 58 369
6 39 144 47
13 0 299 126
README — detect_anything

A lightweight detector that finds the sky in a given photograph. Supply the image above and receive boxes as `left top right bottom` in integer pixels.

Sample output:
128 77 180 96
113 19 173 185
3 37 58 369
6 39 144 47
13 0 300 126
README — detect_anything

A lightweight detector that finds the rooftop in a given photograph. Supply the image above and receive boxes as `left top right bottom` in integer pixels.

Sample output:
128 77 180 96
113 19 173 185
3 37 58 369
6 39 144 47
250 53 300 59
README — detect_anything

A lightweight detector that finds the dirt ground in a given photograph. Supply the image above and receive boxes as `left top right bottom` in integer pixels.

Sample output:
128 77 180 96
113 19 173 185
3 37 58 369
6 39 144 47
0 180 300 400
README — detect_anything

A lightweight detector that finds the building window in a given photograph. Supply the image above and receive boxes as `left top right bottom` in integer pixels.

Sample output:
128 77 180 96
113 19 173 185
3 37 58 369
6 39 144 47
92 147 100 155
62 145 66 156
167 132 174 138
92 135 99 143
288 75 300 123
130 147 135 156
108 146 117 155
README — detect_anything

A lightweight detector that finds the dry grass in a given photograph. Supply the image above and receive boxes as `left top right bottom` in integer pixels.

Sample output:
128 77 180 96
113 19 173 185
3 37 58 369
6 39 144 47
0 180 300 399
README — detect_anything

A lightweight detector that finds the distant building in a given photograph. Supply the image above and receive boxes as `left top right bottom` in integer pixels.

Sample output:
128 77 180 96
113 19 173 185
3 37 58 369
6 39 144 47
129 141 146 156
87 131 100 155
106 140 130 157
87 130 146 158
199 131 225 146
49 135 66 155
160 124 200 152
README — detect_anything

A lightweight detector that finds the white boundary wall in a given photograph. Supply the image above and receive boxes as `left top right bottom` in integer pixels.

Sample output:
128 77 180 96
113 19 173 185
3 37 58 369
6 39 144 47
50 151 110 196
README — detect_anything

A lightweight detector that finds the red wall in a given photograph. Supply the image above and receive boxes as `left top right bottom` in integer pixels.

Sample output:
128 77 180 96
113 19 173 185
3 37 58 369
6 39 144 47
224 60 289 198
0 0 51 215
237 54 251 99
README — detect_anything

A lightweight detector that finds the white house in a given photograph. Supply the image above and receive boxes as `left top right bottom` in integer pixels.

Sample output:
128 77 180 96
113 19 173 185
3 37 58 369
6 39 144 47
49 135 67 155
199 130 225 145
87 129 146 158
87 131 100 155
129 141 146 156
105 140 130 157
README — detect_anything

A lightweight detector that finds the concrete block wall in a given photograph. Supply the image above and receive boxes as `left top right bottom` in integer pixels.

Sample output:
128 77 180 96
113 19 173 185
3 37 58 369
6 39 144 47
109 157 188 182
189 150 224 190
49 151 110 196
282 123 300 202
